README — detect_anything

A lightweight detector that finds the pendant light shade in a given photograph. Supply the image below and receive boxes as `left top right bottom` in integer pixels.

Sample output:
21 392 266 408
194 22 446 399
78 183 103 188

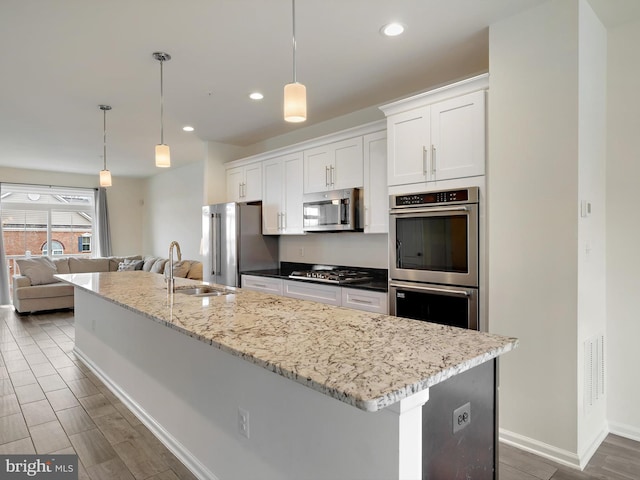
284 0 306 123
100 169 112 187
153 52 171 168
284 82 306 123
99 105 112 187
155 144 171 168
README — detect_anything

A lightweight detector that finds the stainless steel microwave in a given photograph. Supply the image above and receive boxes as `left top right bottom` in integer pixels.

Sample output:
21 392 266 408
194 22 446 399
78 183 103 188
302 188 364 232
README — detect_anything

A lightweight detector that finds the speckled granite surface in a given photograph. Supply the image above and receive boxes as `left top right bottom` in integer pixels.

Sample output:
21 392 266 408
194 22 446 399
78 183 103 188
57 271 518 412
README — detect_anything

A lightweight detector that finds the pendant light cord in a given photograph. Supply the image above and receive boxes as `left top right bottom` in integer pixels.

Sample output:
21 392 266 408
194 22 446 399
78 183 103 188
292 0 297 83
160 59 165 145
103 108 107 170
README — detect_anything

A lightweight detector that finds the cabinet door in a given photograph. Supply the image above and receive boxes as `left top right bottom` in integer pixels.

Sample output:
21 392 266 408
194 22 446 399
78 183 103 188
332 137 363 190
363 131 388 234
430 90 485 181
243 162 263 201
283 280 341 306
241 275 284 295
303 145 332 193
386 106 430 186
226 167 243 202
282 153 304 234
341 288 388 314
262 158 283 235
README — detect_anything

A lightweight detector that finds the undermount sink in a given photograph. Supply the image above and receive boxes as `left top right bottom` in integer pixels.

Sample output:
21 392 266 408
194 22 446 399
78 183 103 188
175 285 234 297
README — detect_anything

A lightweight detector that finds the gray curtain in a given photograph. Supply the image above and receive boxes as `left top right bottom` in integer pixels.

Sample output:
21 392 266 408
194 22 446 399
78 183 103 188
0 184 10 304
96 187 112 257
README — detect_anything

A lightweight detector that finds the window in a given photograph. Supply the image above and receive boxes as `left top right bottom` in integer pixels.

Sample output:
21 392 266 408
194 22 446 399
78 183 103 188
42 240 65 256
0 183 96 259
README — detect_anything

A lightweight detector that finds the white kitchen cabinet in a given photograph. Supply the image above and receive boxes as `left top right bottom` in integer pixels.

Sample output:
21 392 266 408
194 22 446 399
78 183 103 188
381 75 488 187
226 162 262 202
386 106 431 186
341 288 388 315
430 90 485 181
362 131 388 234
241 275 283 295
262 152 304 235
283 280 341 306
303 136 363 193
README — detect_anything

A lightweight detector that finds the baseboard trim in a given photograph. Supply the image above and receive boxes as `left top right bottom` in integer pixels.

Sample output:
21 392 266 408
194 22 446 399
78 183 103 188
578 427 609 469
609 421 640 443
74 347 218 480
499 429 582 469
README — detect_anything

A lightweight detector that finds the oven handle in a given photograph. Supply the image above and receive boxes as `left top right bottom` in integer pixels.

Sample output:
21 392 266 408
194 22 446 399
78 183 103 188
389 281 471 297
390 206 469 216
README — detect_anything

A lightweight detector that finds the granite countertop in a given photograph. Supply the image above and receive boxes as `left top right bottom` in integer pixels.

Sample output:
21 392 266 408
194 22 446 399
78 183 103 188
57 271 517 412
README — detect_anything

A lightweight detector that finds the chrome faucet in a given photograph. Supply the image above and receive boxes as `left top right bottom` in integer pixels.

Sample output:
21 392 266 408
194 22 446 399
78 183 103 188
167 240 182 294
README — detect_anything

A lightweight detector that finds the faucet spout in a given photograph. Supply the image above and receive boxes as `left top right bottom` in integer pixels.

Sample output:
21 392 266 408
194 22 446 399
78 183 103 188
167 241 182 294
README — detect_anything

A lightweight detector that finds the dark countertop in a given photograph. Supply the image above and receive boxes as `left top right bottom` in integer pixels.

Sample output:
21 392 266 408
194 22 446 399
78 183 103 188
242 262 388 293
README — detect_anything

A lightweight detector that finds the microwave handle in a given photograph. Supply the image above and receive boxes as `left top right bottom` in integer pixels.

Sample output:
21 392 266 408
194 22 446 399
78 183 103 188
390 206 469 216
389 281 471 297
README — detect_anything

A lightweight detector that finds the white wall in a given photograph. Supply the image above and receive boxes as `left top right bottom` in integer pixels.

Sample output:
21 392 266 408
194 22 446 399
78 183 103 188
0 166 144 256
606 18 640 441
488 0 581 460
142 161 205 260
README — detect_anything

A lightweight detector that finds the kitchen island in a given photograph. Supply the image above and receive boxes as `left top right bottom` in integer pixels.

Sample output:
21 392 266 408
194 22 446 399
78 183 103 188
58 271 517 480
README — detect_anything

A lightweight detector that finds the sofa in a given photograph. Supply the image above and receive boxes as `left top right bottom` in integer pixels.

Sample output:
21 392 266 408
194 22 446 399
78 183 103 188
12 255 203 314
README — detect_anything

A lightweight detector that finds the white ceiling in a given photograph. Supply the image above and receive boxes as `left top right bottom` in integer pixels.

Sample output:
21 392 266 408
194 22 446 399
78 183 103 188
0 0 637 179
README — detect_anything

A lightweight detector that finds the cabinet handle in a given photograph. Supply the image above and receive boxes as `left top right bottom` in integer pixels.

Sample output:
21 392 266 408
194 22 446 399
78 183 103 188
351 298 373 304
238 183 243 198
277 213 282 230
325 166 330 186
282 212 286 230
330 165 335 185
431 145 436 177
423 146 428 176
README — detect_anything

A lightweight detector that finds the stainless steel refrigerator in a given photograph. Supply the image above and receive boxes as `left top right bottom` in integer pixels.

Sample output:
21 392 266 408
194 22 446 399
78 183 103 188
202 202 279 287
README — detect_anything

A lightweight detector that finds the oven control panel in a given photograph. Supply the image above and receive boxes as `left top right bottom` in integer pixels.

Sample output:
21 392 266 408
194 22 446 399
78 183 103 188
392 187 478 207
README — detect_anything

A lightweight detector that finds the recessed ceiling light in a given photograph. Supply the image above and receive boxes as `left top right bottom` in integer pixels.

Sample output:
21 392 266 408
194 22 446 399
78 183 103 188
249 92 264 100
381 22 405 37
182 126 194 132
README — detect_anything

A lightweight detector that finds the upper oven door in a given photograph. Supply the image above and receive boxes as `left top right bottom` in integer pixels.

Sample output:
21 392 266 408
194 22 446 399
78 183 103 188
389 203 478 287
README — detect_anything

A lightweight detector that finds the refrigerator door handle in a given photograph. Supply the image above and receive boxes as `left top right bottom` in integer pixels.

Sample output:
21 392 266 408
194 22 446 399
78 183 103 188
212 213 222 276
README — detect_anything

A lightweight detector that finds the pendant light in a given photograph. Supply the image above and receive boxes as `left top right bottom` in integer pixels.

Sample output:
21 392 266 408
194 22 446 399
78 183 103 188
99 105 112 187
284 0 306 123
153 51 171 168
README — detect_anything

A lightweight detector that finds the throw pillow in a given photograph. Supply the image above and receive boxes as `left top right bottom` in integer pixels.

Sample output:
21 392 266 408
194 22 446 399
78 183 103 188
142 256 160 272
16 257 60 285
164 260 192 279
150 259 167 274
117 259 144 271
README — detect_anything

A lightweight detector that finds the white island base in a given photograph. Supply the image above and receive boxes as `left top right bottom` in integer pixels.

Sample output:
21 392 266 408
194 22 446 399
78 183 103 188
72 285 502 480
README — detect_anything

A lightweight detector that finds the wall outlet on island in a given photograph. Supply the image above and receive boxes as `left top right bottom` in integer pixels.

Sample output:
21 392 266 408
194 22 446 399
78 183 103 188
453 402 471 434
298 247 304 257
238 407 250 439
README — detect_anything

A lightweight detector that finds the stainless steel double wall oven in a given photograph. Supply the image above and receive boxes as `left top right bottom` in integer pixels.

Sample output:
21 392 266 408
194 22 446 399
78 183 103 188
389 187 480 330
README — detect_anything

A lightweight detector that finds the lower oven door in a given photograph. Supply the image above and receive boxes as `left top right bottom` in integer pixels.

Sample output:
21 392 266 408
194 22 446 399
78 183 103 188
389 280 478 330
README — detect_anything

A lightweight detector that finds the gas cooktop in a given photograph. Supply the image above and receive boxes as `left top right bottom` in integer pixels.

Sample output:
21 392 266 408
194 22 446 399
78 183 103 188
288 269 373 285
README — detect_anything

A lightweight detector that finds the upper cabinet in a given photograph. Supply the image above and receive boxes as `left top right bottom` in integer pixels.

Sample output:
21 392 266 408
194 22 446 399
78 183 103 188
381 74 488 188
226 162 262 202
303 137 363 194
262 152 304 235
363 131 388 234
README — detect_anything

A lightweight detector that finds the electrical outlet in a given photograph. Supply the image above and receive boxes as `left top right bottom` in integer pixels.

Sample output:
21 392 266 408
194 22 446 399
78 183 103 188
238 407 250 439
299 247 304 257
453 402 471 434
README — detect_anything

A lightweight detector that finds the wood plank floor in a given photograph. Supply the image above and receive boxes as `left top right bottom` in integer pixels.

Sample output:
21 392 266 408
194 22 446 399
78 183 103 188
2 307 639 480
